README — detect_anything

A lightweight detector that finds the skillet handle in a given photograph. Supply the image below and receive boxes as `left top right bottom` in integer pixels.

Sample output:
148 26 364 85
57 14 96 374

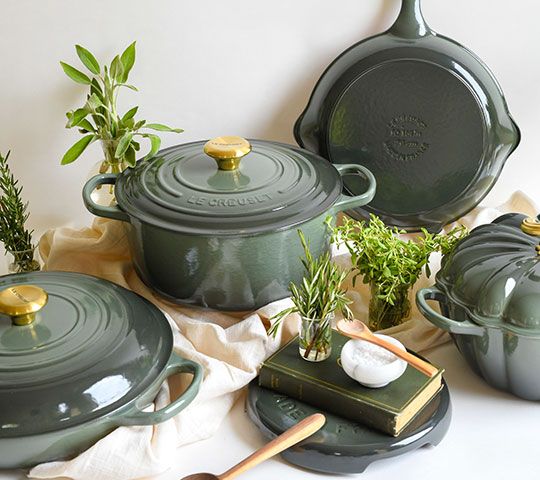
82 174 130 222
330 164 376 215
114 353 203 426
416 287 484 336
388 0 432 39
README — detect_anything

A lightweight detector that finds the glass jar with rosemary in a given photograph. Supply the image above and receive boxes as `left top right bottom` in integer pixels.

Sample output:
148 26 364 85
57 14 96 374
331 215 467 331
269 230 352 362
60 42 183 188
0 151 39 273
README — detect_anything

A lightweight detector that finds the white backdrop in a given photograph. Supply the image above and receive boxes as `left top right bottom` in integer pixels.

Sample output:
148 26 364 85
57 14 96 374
0 0 538 233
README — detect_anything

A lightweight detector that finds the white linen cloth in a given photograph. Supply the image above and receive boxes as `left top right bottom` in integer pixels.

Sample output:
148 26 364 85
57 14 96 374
29 191 537 480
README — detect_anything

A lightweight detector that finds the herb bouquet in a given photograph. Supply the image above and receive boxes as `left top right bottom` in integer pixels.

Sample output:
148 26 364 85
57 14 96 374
60 42 183 199
0 151 39 273
332 215 467 331
269 230 352 362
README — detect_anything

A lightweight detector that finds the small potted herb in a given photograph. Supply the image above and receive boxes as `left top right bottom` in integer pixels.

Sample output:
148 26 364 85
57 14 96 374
0 151 39 273
269 230 352 362
60 42 183 200
331 215 467 331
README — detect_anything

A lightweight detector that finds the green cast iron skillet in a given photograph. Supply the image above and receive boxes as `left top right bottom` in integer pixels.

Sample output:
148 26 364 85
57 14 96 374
0 271 203 469
294 0 520 232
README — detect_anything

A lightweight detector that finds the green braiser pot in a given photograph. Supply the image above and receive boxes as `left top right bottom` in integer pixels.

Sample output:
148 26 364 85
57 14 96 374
0 271 203 469
82 136 376 311
417 214 540 400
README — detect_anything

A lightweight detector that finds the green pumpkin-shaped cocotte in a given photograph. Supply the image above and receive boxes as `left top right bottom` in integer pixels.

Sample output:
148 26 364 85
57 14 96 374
417 213 540 400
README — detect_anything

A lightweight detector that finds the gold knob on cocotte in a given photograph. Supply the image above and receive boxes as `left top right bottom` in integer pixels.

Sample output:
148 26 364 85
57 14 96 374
204 136 252 171
0 285 48 326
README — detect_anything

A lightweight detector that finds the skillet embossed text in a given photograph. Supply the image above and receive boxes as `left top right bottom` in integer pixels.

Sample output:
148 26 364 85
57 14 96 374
383 114 430 161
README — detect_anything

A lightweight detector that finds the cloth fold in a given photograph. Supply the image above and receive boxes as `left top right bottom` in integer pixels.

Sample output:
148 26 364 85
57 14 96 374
30 191 537 480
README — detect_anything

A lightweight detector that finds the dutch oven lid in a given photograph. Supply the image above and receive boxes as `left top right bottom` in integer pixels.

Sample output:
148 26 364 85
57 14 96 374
114 136 342 235
436 214 540 335
0 271 172 437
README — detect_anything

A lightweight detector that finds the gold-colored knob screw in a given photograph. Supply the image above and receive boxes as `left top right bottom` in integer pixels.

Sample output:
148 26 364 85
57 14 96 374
0 285 48 326
203 136 252 171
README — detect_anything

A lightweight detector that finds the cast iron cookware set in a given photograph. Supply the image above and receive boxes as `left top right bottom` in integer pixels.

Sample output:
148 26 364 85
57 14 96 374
1 0 537 473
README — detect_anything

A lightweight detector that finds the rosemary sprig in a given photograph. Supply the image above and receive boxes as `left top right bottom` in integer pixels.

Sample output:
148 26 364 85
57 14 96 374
330 214 467 306
268 230 353 339
0 151 38 272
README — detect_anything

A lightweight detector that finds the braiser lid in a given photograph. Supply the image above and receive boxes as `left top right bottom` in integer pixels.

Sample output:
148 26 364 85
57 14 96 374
114 137 343 235
0 271 172 437
436 213 540 335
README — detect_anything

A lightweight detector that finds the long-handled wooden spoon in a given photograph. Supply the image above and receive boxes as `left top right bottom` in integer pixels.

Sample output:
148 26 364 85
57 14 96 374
336 319 439 377
180 413 326 480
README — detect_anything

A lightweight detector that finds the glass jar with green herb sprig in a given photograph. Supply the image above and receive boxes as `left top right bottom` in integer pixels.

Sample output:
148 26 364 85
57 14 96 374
269 230 353 362
60 42 183 204
0 151 39 273
331 214 467 331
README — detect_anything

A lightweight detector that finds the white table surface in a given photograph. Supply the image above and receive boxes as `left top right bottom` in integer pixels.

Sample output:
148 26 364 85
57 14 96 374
1 340 539 480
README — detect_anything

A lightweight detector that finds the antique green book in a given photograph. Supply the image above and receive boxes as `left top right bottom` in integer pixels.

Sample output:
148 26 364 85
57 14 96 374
259 331 443 436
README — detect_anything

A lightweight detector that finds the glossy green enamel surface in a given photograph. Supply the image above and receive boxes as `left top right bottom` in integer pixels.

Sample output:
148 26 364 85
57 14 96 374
294 0 520 232
116 140 346 235
246 379 451 474
125 213 333 311
82 139 376 310
0 272 203 468
416 213 540 400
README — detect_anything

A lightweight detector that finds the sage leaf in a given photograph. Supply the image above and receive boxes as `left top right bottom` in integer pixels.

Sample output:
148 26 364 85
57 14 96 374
145 123 183 133
124 146 136 167
61 135 96 165
110 55 124 83
60 62 91 85
66 108 88 128
85 93 103 111
77 118 96 133
120 41 136 82
75 45 100 75
115 132 133 158
144 134 161 159
121 106 138 122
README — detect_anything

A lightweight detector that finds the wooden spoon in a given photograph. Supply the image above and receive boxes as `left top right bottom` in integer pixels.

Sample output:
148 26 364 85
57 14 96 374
180 413 326 480
336 319 438 377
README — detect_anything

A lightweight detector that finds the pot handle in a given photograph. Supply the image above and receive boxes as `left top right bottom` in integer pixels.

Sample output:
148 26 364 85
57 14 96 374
82 174 130 222
114 353 204 426
416 287 484 336
330 164 376 215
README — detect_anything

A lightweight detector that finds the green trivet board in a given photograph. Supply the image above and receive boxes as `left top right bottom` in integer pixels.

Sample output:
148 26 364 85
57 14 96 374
246 378 451 474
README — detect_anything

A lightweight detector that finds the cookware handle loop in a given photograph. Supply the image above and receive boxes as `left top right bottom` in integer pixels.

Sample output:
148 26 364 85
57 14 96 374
115 353 203 426
82 174 130 222
331 164 376 215
389 0 431 39
416 287 484 336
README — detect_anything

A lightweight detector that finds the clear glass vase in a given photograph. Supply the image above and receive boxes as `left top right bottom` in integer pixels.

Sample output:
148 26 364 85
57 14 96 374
85 140 128 207
6 247 40 274
368 283 411 331
299 314 334 362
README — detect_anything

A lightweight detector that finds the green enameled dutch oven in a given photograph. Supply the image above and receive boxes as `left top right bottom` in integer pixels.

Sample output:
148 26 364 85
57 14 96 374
82 136 376 311
417 214 540 400
0 271 203 469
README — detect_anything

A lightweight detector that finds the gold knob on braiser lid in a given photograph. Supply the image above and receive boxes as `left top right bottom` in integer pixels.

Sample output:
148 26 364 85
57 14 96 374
0 285 48 326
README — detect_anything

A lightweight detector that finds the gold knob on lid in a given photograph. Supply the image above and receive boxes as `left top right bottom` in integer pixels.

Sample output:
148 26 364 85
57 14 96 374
203 136 251 171
0 285 48 326
521 217 540 237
